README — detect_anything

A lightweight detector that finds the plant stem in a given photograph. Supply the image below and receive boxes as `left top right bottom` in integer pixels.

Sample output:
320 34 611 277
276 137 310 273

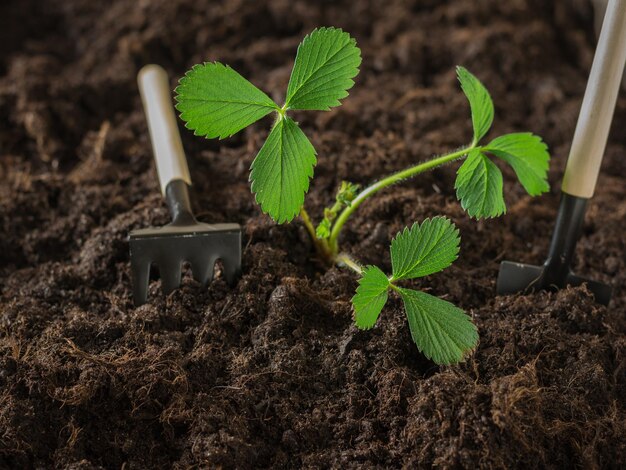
299 207 317 241
327 145 474 255
336 253 363 274
388 283 401 293
300 207 333 261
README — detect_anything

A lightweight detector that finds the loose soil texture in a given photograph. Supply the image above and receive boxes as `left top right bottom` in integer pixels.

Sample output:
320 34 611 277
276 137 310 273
0 0 625 468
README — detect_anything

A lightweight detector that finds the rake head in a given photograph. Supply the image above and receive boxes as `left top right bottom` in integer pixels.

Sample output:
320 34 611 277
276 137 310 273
129 222 241 305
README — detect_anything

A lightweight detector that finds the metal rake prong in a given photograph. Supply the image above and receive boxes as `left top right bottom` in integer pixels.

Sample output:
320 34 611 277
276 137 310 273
131 257 151 306
221 253 242 285
191 257 217 286
158 258 183 294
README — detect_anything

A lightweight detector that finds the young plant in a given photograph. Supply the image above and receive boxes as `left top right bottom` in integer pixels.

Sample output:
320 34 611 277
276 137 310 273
175 28 551 365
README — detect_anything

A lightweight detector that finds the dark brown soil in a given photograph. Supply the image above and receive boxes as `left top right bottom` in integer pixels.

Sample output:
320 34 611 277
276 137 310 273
1 0 624 468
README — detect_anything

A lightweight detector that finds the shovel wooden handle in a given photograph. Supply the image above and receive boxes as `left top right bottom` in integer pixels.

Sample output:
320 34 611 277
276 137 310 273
562 0 626 198
138 64 192 195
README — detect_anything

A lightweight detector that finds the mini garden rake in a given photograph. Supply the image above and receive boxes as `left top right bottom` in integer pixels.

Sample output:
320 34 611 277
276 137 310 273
130 65 241 305
497 0 626 306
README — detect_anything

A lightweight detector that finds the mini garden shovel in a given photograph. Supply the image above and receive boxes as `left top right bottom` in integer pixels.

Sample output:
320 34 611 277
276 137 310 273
496 0 626 306
130 64 242 306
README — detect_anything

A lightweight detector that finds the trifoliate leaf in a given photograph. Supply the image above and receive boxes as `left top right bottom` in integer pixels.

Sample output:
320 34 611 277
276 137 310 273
457 66 494 144
455 148 505 219
352 266 390 329
390 217 460 281
175 62 279 139
484 133 550 196
285 27 361 111
250 116 316 223
398 288 478 365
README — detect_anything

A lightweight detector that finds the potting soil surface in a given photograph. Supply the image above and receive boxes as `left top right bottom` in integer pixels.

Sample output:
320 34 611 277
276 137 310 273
1 0 625 468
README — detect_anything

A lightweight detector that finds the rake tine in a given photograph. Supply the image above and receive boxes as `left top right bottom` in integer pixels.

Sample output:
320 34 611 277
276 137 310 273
159 259 183 294
222 252 241 285
191 257 216 286
131 258 151 306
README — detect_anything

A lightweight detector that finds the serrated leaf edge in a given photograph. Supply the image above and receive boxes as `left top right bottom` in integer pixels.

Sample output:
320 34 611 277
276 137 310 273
285 27 361 111
390 217 460 281
398 287 479 365
351 265 391 330
454 149 506 220
174 62 279 140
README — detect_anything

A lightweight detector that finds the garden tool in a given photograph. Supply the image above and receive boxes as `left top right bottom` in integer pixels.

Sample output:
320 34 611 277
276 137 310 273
130 64 241 306
593 0 626 88
497 0 626 306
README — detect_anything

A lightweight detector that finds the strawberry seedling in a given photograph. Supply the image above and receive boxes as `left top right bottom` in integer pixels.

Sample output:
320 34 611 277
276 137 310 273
175 27 551 365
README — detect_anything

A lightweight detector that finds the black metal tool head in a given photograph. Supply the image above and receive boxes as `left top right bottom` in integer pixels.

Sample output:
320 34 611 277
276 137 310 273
129 222 241 306
129 180 242 306
497 260 612 306
496 193 611 306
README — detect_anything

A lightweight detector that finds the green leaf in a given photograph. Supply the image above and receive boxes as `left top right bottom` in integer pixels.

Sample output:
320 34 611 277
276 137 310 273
398 288 478 365
352 266 390 329
484 133 550 196
457 66 494 143
285 27 361 111
336 181 360 205
250 116 316 223
455 148 505 219
315 218 331 239
175 62 279 139
390 217 460 281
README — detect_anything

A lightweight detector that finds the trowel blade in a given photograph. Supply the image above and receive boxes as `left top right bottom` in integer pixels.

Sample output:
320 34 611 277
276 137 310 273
496 260 612 306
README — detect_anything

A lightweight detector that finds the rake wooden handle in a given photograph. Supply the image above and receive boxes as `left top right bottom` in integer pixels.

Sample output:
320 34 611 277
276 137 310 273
562 0 626 198
138 64 192 195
